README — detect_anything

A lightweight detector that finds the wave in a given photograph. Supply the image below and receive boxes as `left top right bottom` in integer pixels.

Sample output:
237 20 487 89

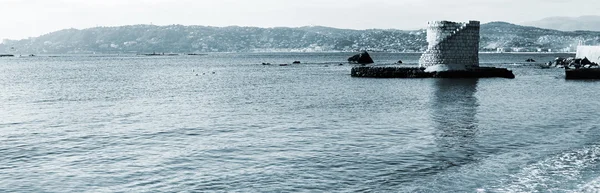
495 145 600 192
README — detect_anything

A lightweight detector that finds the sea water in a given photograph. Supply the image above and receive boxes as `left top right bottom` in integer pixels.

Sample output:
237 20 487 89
1 52 600 192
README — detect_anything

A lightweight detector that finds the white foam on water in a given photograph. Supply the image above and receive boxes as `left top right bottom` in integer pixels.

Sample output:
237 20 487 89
578 176 600 192
495 145 600 192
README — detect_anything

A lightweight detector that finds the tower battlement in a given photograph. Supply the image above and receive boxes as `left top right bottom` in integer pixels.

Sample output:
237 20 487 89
419 20 480 72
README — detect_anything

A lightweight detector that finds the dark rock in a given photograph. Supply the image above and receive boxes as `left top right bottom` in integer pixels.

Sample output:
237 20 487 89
564 57 576 65
554 57 567 66
397 60 403 64
539 63 552 69
581 57 592 65
348 51 374 64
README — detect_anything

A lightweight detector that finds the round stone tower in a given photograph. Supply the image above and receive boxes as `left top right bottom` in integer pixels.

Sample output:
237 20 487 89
419 20 480 72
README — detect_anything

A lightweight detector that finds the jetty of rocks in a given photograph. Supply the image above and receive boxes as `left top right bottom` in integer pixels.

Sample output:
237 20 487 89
352 66 514 78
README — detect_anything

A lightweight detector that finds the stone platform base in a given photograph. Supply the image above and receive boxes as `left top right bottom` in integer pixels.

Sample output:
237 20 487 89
565 68 600 79
351 66 515 79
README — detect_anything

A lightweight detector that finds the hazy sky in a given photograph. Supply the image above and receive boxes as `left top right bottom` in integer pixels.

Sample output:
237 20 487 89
1 0 598 41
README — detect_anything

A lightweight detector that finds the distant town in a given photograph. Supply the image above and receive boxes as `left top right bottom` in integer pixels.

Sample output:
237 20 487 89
1 21 599 54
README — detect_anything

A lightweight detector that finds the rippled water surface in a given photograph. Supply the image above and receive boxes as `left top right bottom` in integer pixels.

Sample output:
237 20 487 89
2 53 600 192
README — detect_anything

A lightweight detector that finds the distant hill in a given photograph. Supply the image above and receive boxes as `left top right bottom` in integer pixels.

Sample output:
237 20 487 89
479 21 600 51
522 15 600 31
1 25 426 54
2 22 600 54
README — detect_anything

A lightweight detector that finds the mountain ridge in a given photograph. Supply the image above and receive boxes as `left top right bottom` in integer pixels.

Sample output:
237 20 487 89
522 15 600 32
2 21 599 54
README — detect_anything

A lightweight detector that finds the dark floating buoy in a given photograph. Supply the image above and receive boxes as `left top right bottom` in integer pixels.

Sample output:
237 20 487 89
293 61 301 64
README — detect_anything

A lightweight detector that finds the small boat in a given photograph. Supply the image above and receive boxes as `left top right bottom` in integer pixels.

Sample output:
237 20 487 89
279 64 288 66
525 58 536 62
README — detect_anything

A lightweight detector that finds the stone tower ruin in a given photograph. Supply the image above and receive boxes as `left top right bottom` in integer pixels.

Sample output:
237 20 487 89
419 20 480 72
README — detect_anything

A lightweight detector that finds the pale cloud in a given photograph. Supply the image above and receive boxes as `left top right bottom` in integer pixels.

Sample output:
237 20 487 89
0 0 598 41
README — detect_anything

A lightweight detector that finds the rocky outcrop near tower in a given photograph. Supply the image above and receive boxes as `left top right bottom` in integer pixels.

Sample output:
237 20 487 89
419 21 480 72
348 51 374 64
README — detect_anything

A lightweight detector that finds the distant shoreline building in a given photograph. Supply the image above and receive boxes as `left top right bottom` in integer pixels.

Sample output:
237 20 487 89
419 21 480 72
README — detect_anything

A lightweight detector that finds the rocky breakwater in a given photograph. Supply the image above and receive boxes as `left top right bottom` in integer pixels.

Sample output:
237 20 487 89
351 20 515 79
565 68 600 79
351 66 514 78
563 46 600 79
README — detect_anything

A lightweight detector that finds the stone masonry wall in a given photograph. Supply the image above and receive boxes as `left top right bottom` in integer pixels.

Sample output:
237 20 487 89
419 21 480 71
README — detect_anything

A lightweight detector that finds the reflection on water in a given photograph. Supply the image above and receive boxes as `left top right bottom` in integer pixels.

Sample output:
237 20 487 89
430 79 479 167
